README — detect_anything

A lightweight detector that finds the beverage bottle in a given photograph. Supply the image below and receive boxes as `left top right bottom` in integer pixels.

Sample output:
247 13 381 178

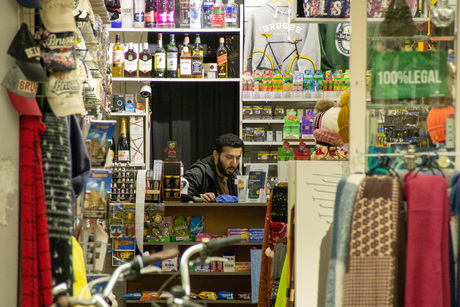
190 0 202 29
180 35 192 78
180 0 190 28
166 0 176 28
191 35 203 78
212 0 224 28
156 0 168 28
124 42 138 77
112 34 124 77
201 0 213 28
121 0 134 28
118 118 130 162
166 34 179 78
224 0 238 28
154 33 166 78
216 37 227 78
145 0 156 27
133 0 146 27
138 42 152 77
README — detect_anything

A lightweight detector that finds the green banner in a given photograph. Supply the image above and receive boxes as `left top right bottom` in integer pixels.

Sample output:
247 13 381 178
372 51 448 100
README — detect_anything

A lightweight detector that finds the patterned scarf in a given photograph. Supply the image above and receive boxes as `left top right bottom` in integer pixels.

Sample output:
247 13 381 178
343 176 405 307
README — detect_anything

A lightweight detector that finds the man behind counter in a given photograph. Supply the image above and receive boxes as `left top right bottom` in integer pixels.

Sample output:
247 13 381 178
184 133 243 202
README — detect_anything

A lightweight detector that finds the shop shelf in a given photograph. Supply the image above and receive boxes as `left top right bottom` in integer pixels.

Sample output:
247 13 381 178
110 112 148 117
241 119 284 124
107 28 241 33
112 77 240 82
162 202 267 207
142 271 252 276
126 300 255 304
242 98 317 102
244 141 315 146
143 241 263 246
243 163 278 167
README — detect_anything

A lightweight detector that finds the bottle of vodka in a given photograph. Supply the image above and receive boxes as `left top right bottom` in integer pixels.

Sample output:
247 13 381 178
224 0 238 28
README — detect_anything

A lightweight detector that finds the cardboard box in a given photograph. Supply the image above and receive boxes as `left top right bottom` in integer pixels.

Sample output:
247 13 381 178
129 117 144 164
112 94 125 112
223 251 235 272
226 35 239 78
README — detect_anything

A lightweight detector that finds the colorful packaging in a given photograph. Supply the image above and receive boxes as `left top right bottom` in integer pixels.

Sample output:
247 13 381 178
188 216 205 234
249 228 264 242
218 292 235 300
173 215 189 235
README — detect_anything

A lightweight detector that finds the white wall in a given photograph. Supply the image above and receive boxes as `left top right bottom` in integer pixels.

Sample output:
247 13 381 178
0 2 20 306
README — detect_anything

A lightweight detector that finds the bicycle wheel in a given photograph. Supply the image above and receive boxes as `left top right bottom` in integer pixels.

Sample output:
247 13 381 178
289 55 317 72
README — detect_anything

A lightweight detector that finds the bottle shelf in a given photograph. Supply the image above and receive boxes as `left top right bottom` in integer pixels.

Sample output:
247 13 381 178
112 77 240 82
108 27 242 33
162 202 268 207
142 271 252 275
242 98 317 102
243 163 278 167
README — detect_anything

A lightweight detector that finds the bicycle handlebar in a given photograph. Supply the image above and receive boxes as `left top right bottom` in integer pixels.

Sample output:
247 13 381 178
204 236 241 254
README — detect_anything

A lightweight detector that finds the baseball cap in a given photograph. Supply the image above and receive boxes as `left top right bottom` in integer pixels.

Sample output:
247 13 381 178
46 70 85 116
1 65 41 116
39 0 77 33
40 31 77 72
7 23 48 82
16 0 41 8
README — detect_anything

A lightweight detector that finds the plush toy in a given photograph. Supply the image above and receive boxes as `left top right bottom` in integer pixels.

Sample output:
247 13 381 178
337 90 350 144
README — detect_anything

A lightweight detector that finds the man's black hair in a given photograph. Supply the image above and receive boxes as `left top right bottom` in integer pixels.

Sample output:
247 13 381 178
215 133 243 154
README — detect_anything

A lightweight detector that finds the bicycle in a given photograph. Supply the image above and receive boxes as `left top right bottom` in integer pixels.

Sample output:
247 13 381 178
52 248 179 307
249 33 317 72
53 236 241 307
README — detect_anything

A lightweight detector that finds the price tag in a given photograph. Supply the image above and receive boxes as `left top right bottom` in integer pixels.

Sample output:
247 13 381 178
372 50 448 100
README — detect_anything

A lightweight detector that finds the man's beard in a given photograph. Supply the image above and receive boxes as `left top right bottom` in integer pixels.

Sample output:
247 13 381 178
217 156 234 176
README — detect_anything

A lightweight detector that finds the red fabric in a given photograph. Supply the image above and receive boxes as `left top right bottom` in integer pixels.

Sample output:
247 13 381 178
403 173 451 307
20 116 53 307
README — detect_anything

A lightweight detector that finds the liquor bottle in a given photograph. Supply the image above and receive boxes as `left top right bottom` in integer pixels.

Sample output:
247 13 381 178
157 0 175 28
224 0 238 28
180 35 192 78
202 0 213 28
145 0 156 27
121 0 134 28
179 0 190 28
154 33 166 78
166 34 178 78
124 42 138 77
133 0 146 27
216 37 227 78
118 118 130 162
191 35 203 78
212 0 224 28
190 0 202 29
166 0 176 28
138 42 152 77
112 34 124 77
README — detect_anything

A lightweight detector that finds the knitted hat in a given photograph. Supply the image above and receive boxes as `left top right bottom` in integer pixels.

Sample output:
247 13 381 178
321 106 340 133
337 91 350 143
426 107 454 144
313 128 344 147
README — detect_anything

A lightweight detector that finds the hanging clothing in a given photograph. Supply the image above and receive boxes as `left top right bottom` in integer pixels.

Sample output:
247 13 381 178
343 176 406 307
318 23 350 72
326 174 365 307
41 112 74 295
243 0 320 72
404 173 451 307
20 115 53 307
450 172 460 307
259 194 274 306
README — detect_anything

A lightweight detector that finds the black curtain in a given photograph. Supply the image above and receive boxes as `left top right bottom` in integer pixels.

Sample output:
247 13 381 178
150 82 240 170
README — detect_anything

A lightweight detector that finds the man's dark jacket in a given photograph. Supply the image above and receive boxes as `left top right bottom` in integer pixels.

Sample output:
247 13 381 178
183 155 240 197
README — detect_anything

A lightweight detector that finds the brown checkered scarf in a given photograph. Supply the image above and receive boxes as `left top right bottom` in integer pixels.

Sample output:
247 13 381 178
343 176 406 307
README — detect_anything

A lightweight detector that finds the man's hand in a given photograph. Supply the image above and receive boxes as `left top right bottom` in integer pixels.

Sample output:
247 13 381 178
200 192 216 202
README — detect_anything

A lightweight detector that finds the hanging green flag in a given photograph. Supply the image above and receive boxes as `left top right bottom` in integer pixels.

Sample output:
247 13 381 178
372 50 449 100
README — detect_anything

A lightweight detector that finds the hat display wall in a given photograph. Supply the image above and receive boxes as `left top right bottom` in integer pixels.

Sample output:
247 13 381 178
46 70 85 116
1 65 41 116
337 90 350 144
426 107 454 144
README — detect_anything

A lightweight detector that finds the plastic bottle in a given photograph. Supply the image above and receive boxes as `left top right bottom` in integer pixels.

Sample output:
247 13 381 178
224 0 238 28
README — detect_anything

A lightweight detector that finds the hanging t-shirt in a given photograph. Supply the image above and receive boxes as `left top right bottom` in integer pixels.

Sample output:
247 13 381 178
244 0 321 73
318 23 350 72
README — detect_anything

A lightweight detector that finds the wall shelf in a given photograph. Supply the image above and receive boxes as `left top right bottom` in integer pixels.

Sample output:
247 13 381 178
126 300 255 304
242 119 284 124
110 112 148 117
162 202 268 207
108 28 241 33
144 241 263 246
142 271 252 276
244 141 315 146
112 77 240 82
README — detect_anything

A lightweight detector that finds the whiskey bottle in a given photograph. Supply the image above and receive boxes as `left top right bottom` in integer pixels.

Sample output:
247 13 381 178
124 42 138 77
191 35 203 78
117 118 130 162
154 33 166 78
180 35 192 78
166 34 178 78
216 37 227 78
138 42 152 77
112 34 124 78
